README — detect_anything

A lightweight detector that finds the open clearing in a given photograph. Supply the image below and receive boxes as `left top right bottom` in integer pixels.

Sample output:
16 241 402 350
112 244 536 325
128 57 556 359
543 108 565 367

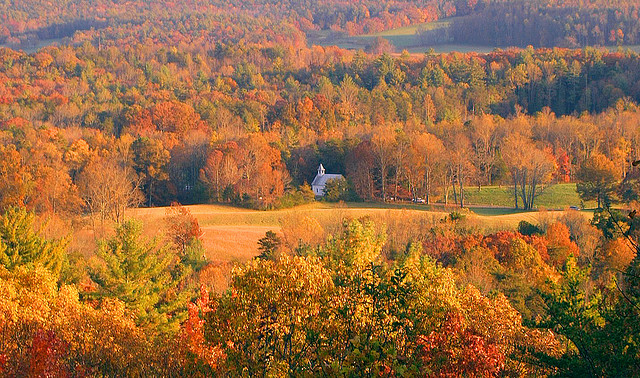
306 18 501 54
127 201 591 263
307 18 633 55
463 183 595 209
307 19 451 52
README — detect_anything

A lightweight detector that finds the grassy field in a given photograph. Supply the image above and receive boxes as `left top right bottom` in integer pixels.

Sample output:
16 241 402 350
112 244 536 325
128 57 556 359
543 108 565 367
63 200 588 294
364 20 451 37
62 182 593 266
307 19 640 55
462 183 595 209
306 19 446 52
124 199 591 264
306 18 498 54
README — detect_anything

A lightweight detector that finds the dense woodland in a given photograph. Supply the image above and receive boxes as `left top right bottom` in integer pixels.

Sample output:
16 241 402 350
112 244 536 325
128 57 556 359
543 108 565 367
452 0 640 47
1 0 640 375
0 0 458 45
2 43 640 209
3 0 640 48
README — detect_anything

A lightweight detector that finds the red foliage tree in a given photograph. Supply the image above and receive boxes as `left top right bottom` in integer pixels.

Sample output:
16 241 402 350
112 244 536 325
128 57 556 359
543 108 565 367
28 329 68 377
418 311 506 376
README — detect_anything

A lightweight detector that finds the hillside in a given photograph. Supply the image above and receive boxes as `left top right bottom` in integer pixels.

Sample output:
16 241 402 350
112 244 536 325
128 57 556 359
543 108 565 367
2 0 640 375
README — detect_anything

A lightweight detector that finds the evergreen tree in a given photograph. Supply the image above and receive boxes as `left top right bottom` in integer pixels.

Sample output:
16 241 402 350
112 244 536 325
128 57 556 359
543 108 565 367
88 219 192 334
257 230 281 261
539 206 640 374
0 207 68 280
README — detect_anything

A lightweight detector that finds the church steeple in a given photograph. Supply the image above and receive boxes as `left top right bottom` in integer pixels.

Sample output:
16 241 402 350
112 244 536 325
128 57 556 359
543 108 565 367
317 164 325 176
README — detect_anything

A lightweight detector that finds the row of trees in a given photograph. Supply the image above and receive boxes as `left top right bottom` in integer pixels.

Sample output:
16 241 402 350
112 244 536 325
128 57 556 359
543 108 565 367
1 101 638 213
3 43 640 210
452 1 640 47
1 0 469 47
4 0 640 48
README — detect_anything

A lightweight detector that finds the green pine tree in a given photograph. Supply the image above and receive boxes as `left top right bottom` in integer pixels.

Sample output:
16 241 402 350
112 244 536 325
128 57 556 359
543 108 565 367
257 230 281 261
88 219 192 334
0 207 68 279
540 208 640 374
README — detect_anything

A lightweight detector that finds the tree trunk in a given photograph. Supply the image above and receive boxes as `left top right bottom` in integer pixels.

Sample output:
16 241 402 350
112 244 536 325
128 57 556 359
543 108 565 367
380 165 386 201
369 171 374 200
459 177 464 208
444 177 449 206
426 169 430 204
520 170 529 210
452 179 458 205
148 181 153 207
529 177 537 210
512 170 518 209
394 166 400 200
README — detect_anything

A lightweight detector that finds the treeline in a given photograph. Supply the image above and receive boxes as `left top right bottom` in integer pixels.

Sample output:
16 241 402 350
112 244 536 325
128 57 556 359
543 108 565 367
0 0 306 48
451 0 640 47
5 0 640 49
0 0 466 46
2 44 640 209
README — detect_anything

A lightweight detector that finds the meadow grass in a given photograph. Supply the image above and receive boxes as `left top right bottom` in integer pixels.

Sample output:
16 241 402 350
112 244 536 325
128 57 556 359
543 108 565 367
306 19 447 51
121 194 592 264
462 183 595 209
306 17 500 54
363 20 451 37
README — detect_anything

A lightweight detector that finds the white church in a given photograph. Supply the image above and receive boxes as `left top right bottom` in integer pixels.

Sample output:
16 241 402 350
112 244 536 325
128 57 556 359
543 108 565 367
311 164 344 197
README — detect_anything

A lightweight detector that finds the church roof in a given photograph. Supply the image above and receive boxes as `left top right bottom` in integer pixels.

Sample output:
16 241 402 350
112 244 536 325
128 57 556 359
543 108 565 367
311 173 343 187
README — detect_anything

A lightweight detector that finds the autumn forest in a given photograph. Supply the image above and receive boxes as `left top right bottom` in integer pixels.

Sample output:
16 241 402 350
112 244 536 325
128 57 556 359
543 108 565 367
1 0 640 376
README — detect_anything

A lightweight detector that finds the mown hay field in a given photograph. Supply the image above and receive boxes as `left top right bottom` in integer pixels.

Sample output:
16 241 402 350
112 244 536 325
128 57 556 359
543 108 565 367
127 202 591 263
